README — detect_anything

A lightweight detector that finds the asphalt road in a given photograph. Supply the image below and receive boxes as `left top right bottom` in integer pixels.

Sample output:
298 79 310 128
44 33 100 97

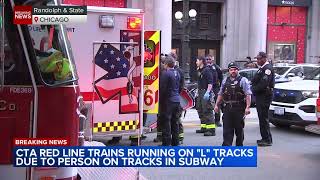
137 108 320 180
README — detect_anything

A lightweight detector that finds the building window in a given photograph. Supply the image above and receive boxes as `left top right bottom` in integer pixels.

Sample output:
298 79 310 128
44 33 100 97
199 14 210 30
268 42 296 63
197 49 206 57
208 49 216 61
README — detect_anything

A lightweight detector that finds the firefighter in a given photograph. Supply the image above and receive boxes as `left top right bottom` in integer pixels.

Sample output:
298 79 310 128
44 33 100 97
160 55 181 146
154 53 185 144
173 58 185 144
214 62 252 146
251 52 275 147
169 52 185 144
206 55 223 127
153 54 167 143
195 56 216 136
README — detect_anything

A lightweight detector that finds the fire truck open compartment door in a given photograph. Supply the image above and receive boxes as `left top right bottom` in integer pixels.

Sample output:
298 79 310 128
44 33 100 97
92 41 142 137
67 7 144 139
143 31 160 114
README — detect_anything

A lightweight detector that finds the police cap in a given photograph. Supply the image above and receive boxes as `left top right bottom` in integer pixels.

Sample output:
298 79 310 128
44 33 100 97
255 51 267 59
228 62 239 70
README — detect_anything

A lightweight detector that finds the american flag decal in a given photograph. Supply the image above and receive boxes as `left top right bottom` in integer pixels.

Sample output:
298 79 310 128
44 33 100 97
93 43 139 113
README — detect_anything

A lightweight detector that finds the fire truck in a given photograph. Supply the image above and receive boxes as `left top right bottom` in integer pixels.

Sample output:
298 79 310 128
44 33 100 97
66 6 163 143
0 0 84 179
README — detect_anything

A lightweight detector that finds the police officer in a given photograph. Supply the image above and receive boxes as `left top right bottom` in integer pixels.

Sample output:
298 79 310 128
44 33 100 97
206 55 223 127
195 56 216 136
214 62 252 146
160 55 181 146
251 52 275 147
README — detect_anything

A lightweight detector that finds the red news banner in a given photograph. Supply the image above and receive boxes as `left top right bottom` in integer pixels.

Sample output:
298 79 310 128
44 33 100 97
14 5 87 25
14 138 69 146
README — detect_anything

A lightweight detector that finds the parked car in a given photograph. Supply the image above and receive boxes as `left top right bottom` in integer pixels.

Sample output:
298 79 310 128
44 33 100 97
268 68 320 128
273 63 320 83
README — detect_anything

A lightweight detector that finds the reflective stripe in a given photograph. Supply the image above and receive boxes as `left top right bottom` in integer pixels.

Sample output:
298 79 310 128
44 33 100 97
93 120 138 133
206 124 216 129
201 124 206 128
157 132 162 135
179 133 184 137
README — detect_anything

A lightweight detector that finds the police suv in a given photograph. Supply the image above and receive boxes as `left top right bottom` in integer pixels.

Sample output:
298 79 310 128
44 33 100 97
269 68 320 128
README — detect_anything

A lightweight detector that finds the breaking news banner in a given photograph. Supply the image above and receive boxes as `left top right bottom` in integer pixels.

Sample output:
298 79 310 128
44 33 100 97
14 6 87 25
13 139 257 168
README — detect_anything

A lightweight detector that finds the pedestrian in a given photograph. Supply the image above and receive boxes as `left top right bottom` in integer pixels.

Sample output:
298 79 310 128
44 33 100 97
160 55 181 146
251 52 275 147
195 56 216 136
214 62 252 146
206 55 223 127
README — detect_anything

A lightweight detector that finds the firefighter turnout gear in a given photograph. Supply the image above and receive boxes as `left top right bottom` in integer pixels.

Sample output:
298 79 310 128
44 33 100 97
175 66 185 143
196 65 216 136
208 63 223 127
160 56 181 146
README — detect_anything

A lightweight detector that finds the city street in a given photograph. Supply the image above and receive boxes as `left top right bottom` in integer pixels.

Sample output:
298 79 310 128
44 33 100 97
137 108 320 180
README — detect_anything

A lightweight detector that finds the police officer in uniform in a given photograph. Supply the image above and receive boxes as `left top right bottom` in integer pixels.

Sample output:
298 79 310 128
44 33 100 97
251 52 275 147
160 55 181 146
214 62 252 146
195 57 216 136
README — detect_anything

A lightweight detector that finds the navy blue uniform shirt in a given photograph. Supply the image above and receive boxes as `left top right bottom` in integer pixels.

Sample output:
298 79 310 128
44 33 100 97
160 68 181 103
198 66 213 90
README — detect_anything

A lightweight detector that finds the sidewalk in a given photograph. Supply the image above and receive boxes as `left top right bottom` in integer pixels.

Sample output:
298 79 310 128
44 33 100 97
182 108 258 124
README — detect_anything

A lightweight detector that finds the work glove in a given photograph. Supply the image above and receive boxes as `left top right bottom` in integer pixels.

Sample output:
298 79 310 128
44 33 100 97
203 91 210 101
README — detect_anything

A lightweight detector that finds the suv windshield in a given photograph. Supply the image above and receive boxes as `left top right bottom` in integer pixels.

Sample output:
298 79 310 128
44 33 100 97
304 68 320 80
274 66 290 75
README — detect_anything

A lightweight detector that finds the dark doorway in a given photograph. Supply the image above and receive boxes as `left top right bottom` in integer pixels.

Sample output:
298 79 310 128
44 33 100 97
189 40 220 82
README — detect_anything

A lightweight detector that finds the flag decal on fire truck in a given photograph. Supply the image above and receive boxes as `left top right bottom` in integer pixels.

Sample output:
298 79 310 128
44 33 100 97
93 120 139 132
93 43 139 114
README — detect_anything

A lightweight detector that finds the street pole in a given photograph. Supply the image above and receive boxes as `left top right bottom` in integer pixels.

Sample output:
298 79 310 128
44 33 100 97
181 0 191 83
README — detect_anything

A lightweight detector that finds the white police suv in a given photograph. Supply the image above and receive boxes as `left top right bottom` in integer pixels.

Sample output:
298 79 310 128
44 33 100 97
269 68 320 127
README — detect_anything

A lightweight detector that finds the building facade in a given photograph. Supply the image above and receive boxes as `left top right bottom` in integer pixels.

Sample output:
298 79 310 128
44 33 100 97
62 0 320 80
222 0 320 67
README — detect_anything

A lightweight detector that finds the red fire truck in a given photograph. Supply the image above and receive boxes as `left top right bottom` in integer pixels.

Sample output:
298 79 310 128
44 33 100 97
0 0 83 179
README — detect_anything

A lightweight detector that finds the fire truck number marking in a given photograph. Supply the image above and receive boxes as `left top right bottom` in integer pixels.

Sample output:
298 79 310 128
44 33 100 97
144 75 156 81
10 87 32 94
0 100 16 111
144 89 154 106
